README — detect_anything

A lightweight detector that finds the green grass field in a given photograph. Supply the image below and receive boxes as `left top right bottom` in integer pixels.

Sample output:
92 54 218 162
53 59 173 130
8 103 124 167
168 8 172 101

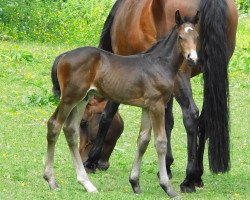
0 14 249 200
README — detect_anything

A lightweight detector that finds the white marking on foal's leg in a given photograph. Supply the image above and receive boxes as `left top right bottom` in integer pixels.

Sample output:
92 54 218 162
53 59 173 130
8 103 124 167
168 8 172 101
63 100 97 193
130 109 151 194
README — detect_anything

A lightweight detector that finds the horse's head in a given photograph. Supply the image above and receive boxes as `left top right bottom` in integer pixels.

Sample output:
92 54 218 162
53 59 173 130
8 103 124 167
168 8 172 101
175 10 199 66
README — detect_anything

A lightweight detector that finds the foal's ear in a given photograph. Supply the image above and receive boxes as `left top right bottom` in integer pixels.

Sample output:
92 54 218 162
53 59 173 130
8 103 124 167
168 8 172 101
191 11 200 25
175 10 183 26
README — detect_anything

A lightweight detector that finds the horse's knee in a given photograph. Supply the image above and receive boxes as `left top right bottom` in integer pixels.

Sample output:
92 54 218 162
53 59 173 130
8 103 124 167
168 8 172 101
155 139 167 155
183 107 199 133
138 130 151 153
63 124 78 146
47 118 61 143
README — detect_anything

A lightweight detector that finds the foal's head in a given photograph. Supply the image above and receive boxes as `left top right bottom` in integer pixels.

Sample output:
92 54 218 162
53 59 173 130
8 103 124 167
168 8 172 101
175 10 199 66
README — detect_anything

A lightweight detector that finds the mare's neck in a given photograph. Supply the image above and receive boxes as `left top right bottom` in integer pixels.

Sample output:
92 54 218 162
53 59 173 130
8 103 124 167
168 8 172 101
146 29 184 76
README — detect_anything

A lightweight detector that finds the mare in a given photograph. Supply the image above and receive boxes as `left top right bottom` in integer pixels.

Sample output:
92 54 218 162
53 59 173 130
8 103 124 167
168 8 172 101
43 11 199 198
84 0 238 193
79 96 123 171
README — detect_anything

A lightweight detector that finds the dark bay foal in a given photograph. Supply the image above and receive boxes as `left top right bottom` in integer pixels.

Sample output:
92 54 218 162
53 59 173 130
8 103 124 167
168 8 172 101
44 11 199 198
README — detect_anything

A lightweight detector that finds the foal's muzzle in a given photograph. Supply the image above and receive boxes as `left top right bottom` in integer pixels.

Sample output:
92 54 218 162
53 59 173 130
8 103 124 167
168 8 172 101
187 58 197 67
187 50 198 67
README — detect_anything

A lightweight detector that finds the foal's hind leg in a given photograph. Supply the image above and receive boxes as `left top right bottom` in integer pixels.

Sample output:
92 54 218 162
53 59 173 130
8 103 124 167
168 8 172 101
63 100 97 192
44 102 75 189
149 103 178 198
164 96 174 179
129 109 151 194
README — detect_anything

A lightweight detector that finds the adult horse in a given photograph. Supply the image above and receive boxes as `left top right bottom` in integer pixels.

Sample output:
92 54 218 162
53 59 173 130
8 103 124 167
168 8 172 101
84 0 238 193
79 96 124 171
43 11 200 198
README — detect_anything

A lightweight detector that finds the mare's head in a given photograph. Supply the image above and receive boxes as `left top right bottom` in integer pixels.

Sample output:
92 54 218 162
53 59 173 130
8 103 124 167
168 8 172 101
175 10 199 66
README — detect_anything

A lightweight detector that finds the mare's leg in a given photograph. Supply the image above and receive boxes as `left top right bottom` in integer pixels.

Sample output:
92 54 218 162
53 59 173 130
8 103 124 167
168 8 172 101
84 100 120 172
63 100 97 192
129 109 152 194
79 122 90 162
164 96 174 179
150 103 178 198
174 73 200 193
44 102 76 189
98 113 124 170
195 107 206 187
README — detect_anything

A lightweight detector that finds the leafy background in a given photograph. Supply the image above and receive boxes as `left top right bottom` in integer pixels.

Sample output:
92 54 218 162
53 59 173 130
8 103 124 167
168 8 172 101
0 0 249 199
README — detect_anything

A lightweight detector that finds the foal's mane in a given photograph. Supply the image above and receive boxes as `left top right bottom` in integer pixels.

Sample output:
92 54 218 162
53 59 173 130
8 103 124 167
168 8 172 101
144 17 194 54
143 26 177 54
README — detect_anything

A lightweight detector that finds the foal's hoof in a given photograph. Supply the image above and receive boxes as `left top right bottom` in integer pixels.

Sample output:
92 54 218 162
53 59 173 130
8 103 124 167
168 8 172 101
160 184 179 198
180 180 196 193
129 178 142 194
43 175 59 190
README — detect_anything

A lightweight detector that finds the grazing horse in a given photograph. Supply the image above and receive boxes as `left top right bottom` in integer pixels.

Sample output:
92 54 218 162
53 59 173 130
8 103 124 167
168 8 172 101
43 11 199 197
79 96 124 171
52 61 124 170
84 0 238 193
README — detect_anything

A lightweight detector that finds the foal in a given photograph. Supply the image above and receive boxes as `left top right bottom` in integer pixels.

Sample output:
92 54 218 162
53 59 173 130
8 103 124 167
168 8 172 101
44 10 199 197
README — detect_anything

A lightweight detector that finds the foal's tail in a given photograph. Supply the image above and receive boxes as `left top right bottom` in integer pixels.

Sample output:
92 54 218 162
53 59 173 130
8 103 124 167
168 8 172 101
51 53 66 97
98 0 123 51
199 0 231 173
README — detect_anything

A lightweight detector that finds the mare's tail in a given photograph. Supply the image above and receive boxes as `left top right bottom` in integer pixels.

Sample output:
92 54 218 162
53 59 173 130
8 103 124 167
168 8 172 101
51 53 66 97
199 0 231 173
98 0 123 51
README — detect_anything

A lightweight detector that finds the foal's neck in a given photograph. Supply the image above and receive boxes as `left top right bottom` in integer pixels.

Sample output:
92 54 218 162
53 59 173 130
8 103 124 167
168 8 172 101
146 29 183 76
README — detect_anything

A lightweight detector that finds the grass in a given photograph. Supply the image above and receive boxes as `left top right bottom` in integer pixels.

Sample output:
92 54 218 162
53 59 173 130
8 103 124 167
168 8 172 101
0 14 249 200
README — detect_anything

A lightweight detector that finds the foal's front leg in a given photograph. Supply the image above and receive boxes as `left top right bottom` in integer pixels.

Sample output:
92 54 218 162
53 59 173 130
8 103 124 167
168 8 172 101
129 109 151 194
150 103 178 198
63 100 97 192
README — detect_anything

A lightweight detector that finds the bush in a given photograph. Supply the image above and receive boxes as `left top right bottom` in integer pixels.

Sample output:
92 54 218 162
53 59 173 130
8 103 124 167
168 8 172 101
0 0 114 45
235 0 249 13
0 0 248 45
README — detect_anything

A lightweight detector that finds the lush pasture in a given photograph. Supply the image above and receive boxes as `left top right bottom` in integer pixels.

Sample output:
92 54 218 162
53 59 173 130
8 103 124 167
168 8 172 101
0 10 249 200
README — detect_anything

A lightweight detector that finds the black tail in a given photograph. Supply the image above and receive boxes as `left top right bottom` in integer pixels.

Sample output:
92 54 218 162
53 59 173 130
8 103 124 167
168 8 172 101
98 0 123 51
199 0 231 173
51 53 66 97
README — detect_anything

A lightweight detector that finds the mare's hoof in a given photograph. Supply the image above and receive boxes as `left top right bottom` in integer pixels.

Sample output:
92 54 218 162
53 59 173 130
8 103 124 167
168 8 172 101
180 180 196 193
97 161 110 171
194 178 204 188
167 169 173 180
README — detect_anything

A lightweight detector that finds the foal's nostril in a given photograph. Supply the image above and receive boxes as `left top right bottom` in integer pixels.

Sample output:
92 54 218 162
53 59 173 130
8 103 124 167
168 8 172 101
187 58 196 67
187 54 191 59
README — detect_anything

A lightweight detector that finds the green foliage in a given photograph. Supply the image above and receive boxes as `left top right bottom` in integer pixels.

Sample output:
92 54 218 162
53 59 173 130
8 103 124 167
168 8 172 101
0 0 114 45
235 0 249 13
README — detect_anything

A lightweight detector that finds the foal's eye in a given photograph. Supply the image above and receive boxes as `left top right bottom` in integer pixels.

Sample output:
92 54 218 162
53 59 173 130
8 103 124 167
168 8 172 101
178 36 183 40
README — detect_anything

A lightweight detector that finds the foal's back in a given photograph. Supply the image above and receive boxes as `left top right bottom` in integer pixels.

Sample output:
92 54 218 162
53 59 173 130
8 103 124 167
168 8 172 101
59 46 174 107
